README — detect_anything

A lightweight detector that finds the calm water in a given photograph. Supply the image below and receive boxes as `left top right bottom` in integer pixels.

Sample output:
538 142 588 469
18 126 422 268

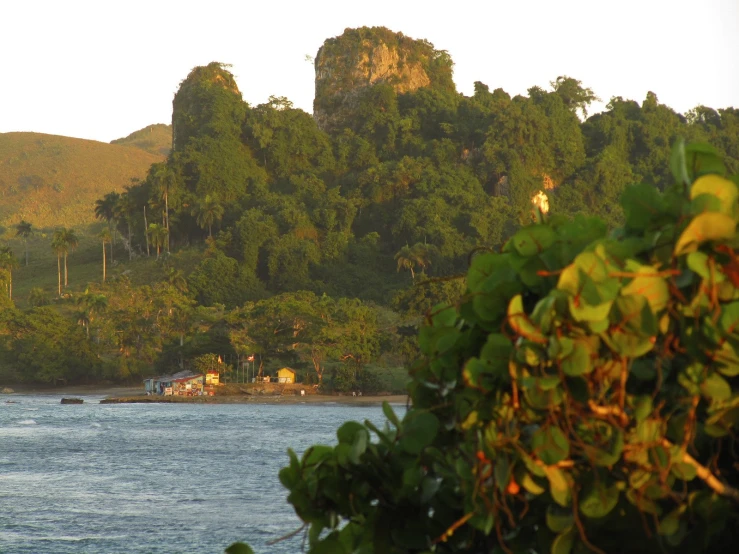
0 394 404 553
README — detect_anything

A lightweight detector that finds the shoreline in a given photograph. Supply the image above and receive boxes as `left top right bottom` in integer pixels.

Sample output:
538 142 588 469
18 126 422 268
2 385 409 406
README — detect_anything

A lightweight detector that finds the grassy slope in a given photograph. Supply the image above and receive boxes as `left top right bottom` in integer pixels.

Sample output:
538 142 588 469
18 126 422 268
111 124 172 157
0 130 172 307
0 132 164 230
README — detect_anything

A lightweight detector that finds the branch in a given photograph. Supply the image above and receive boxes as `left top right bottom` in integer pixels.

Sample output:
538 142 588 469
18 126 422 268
587 400 629 426
662 439 739 503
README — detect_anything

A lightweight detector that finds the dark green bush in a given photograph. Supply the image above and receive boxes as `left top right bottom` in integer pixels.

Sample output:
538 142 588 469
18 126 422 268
232 141 739 553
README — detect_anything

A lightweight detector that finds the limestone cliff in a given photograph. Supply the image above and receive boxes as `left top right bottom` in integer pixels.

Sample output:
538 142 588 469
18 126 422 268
313 27 455 132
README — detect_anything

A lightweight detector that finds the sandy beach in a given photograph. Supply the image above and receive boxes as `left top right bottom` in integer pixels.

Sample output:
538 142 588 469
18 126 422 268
2 384 409 406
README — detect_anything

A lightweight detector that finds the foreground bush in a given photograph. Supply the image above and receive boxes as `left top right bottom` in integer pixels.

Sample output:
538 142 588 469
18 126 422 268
231 141 739 553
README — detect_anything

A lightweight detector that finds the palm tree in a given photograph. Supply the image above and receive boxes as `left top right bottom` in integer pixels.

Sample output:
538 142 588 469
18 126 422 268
192 195 224 238
52 228 78 290
77 290 107 340
15 220 33 266
167 268 188 293
0 247 19 300
94 192 120 245
394 243 435 282
99 229 111 282
148 223 168 259
115 191 135 260
51 234 64 296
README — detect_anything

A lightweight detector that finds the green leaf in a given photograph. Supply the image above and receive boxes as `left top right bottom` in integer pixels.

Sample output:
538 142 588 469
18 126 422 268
225 543 255 554
621 262 670 313
670 137 690 186
561 338 592 376
545 466 572 507
551 526 576 554
508 294 547 343
382 401 401 428
622 183 666 230
701 373 732 401
511 224 556 256
674 212 736 256
430 303 457 327
337 421 365 444
399 412 439 455
579 483 619 519
350 428 368 464
532 426 570 465
546 505 574 533
634 395 653 423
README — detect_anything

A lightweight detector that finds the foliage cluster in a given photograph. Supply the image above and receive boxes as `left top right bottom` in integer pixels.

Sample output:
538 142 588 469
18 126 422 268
242 143 739 553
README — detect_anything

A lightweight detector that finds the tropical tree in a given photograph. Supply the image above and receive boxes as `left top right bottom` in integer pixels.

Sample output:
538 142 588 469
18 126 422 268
52 228 78 290
99 229 111 282
114 191 136 260
394 242 435 282
94 192 120 245
0 246 19 300
15 220 32 266
27 287 49 307
51 234 64 296
192 194 224 237
76 290 107 340
147 223 168 259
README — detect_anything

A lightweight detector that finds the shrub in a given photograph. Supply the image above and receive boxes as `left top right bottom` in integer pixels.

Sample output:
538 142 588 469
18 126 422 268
232 141 739 553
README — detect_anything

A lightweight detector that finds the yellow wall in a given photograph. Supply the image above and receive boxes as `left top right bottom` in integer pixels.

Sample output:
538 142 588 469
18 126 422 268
277 368 295 383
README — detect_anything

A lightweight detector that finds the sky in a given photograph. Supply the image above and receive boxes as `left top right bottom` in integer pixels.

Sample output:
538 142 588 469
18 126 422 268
1 0 737 143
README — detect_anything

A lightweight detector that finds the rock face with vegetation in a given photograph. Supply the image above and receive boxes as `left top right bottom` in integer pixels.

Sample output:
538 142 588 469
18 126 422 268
171 62 245 153
313 27 455 131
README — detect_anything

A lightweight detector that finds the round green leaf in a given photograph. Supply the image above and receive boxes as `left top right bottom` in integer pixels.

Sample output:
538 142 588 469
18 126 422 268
532 426 570 465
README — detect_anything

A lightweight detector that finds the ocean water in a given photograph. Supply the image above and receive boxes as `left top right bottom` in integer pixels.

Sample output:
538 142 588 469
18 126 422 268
0 394 405 553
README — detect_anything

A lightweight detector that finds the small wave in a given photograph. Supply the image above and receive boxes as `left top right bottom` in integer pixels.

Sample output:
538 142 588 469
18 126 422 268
90 422 102 428
17 419 37 425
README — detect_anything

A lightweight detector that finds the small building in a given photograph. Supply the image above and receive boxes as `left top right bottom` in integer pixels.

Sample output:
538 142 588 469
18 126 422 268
277 367 296 384
205 370 220 386
144 371 204 395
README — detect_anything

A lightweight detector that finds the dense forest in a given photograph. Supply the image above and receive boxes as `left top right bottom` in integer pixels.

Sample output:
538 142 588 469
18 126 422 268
0 27 737 391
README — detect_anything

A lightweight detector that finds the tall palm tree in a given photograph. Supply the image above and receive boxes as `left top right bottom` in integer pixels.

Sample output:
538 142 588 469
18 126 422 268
52 228 78 290
0 247 19 300
15 220 33 266
51 233 65 296
115 191 135 260
192 195 224 238
148 223 168 259
94 192 120 245
99 229 111 282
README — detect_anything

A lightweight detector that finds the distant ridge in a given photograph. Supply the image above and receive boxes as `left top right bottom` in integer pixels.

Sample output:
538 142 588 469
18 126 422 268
0 132 164 229
111 123 172 157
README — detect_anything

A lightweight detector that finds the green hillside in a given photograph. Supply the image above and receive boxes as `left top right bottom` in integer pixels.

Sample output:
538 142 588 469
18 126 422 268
111 123 172 156
0 132 164 229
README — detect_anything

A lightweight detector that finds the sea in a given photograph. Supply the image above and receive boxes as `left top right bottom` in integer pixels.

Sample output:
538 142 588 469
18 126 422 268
0 394 405 554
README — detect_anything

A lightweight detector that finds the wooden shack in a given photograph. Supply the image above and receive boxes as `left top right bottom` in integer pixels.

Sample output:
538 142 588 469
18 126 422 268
277 367 296 384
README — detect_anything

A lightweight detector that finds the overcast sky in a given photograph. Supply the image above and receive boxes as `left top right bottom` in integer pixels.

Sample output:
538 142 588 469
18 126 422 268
1 0 737 143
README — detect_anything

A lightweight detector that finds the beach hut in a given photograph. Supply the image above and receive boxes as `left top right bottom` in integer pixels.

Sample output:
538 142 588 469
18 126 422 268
205 370 220 386
277 367 296 384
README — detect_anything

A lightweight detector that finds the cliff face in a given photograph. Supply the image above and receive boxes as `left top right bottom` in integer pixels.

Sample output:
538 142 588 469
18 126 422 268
313 27 455 132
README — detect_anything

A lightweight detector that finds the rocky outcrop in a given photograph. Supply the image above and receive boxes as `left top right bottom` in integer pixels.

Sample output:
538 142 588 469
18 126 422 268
61 398 84 404
313 27 455 132
171 62 245 152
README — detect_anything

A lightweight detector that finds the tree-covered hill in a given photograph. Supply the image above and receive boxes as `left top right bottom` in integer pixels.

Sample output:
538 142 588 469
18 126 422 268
0 27 736 392
111 123 172 157
0 132 164 229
